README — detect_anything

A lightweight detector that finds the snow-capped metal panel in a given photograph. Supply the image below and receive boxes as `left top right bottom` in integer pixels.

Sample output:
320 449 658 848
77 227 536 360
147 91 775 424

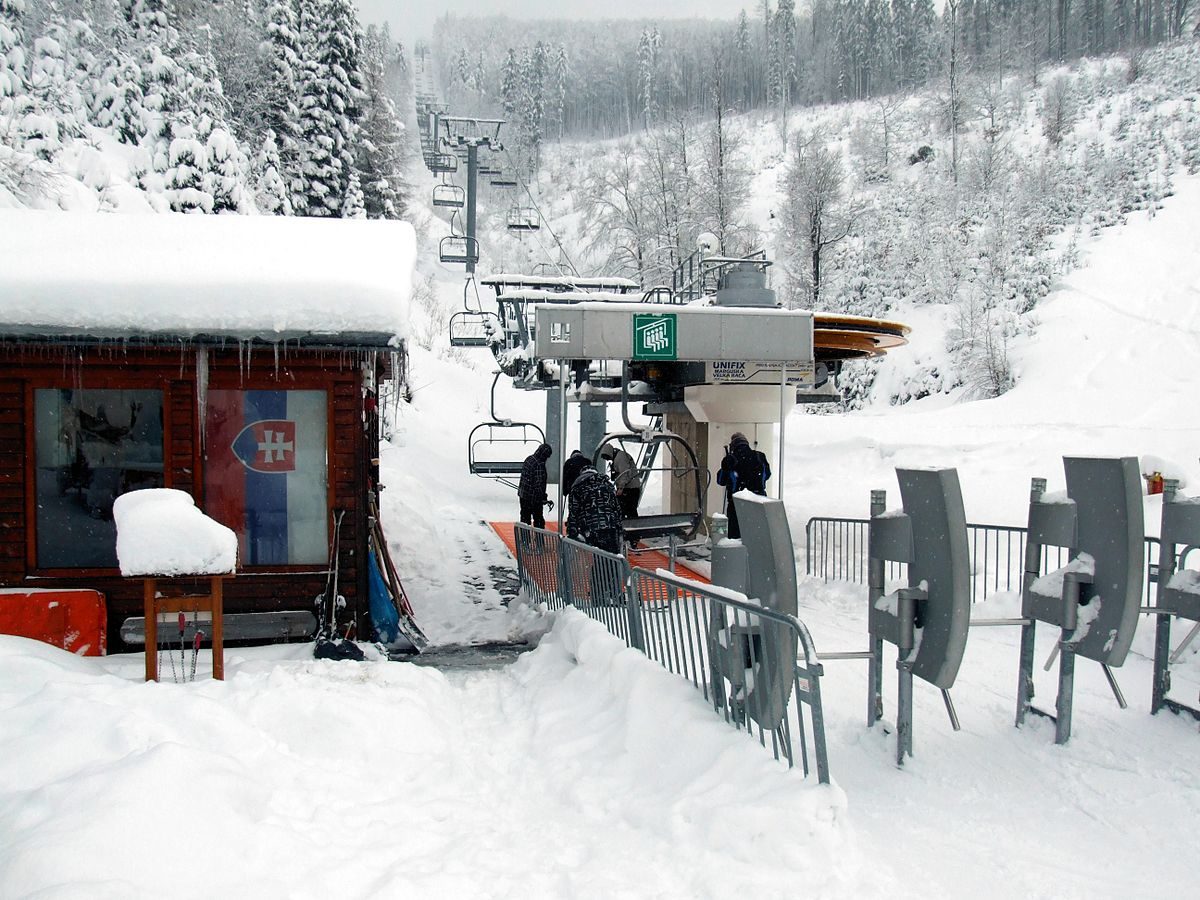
531 302 814 363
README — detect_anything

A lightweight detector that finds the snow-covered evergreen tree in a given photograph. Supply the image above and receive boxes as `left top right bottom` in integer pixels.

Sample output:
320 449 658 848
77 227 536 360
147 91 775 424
164 121 211 213
1 0 28 121
341 168 364 218
295 0 364 217
255 127 291 214
357 26 405 218
206 125 250 213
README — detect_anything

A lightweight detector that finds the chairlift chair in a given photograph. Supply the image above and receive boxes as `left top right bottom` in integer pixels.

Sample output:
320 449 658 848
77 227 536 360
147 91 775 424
449 309 501 348
506 207 541 232
427 153 458 174
432 184 465 209
593 431 707 543
467 372 547 490
490 174 519 188
439 235 479 265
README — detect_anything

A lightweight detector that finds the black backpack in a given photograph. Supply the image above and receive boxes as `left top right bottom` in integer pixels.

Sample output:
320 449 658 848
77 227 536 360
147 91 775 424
732 443 766 494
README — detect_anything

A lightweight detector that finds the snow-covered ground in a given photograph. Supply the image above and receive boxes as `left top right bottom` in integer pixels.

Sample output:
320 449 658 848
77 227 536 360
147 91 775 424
4 149 1200 900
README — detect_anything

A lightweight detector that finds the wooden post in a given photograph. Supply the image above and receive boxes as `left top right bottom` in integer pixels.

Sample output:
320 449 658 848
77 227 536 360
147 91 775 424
144 577 157 683
142 575 228 682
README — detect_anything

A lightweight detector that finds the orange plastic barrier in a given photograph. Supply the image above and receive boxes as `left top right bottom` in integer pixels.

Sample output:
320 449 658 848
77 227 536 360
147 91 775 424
489 522 710 585
0 589 107 656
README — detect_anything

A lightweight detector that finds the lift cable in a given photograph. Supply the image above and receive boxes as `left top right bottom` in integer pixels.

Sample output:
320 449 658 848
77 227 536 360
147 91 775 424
501 145 579 278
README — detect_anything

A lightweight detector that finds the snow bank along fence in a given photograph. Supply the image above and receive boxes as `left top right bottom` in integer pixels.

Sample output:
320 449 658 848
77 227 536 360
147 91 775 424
513 524 831 783
805 515 1161 606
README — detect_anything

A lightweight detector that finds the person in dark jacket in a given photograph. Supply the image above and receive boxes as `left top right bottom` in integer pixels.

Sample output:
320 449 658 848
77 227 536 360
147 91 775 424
715 432 771 539
518 443 553 528
561 449 589 496
567 464 625 605
567 465 623 554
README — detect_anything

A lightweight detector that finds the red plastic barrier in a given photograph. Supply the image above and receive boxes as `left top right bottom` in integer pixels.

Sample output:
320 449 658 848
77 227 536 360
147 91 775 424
0 589 107 656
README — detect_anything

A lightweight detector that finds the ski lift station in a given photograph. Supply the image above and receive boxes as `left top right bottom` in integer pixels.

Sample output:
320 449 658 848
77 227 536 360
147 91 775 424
0 210 412 655
0 88 1194 821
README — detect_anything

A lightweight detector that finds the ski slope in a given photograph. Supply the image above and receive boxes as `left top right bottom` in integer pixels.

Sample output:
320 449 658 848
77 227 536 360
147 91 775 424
2 185 1199 899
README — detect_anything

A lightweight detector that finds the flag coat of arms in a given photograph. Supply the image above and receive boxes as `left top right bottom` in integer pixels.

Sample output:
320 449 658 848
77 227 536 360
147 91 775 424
205 390 328 565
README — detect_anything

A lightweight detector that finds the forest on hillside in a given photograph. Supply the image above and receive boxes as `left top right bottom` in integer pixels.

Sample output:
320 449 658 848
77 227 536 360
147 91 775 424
0 0 410 215
433 0 1199 144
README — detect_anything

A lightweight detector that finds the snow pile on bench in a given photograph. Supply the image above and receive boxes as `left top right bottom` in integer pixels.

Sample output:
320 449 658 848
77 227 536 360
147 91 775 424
114 489 237 577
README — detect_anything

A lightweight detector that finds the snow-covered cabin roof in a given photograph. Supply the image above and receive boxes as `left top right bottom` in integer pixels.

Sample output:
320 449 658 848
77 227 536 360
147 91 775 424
482 273 640 292
0 211 414 347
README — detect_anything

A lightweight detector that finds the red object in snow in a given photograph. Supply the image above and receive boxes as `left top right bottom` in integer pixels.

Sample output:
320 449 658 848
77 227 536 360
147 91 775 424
0 589 107 656
1145 472 1165 495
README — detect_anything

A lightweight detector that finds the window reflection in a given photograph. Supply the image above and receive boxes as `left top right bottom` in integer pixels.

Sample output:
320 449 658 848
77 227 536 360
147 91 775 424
35 389 165 568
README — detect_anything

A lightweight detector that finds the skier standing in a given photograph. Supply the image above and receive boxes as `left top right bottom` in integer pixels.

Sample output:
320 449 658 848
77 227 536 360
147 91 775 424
567 464 623 554
518 443 553 529
561 449 589 496
600 444 641 520
716 432 771 539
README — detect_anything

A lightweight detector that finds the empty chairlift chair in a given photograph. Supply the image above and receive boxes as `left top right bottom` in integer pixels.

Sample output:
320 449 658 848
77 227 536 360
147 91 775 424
468 421 547 490
432 184 465 209
506 207 540 232
439 236 479 266
490 172 518 188
449 310 501 348
427 153 458 174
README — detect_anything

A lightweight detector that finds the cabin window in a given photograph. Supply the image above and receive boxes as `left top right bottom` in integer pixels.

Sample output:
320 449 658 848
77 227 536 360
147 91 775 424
203 389 328 566
34 388 165 569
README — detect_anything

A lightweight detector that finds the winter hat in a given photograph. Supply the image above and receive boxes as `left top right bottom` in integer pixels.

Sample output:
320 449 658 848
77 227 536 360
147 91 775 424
599 445 615 459
730 432 748 445
536 443 553 459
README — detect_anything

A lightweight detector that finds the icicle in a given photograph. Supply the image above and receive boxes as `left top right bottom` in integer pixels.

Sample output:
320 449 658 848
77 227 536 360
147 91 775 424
273 341 280 378
196 348 209 450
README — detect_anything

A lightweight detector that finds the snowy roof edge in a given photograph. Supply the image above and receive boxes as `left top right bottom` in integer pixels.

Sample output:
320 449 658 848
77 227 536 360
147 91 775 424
0 211 416 343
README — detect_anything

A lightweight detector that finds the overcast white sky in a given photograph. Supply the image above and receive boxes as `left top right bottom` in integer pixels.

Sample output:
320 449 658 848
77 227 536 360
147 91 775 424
354 0 743 43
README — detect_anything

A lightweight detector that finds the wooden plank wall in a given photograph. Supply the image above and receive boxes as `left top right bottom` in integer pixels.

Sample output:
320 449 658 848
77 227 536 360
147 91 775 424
0 344 383 652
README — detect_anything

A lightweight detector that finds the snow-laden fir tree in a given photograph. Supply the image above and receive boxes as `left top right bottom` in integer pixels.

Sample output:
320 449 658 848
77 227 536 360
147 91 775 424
1 0 27 119
164 121 211 212
341 168 364 218
91 48 144 143
357 26 406 218
206 125 251 212
260 0 301 203
255 127 292 214
295 0 364 217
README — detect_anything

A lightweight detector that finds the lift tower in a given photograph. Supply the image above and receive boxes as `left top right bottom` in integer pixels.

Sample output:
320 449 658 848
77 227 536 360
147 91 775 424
439 117 504 275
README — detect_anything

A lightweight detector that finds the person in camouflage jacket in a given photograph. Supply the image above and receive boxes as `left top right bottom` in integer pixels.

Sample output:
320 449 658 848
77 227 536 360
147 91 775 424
566 465 623 554
518 443 553 528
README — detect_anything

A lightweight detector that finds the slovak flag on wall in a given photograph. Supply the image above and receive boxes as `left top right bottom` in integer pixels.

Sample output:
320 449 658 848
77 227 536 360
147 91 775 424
204 390 328 566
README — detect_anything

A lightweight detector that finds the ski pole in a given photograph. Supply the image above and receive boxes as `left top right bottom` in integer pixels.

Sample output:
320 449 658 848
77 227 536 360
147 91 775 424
178 612 186 684
189 631 202 682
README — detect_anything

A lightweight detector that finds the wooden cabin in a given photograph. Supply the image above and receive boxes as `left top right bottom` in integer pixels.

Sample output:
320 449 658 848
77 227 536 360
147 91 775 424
0 210 413 652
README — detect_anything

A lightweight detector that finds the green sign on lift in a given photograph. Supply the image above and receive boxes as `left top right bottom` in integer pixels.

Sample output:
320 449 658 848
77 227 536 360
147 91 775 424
633 313 677 361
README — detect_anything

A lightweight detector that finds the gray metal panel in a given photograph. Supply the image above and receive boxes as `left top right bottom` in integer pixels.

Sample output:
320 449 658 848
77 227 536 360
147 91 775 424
1028 500 1078 547
898 468 972 690
532 304 814 363
1063 457 1144 665
729 496 799 729
579 402 607 459
733 495 798 618
1160 493 1200 620
869 515 914 564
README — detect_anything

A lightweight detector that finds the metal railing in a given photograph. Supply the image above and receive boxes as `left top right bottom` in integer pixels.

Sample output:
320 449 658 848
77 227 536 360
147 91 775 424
629 568 829 782
805 516 1162 604
513 524 830 782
